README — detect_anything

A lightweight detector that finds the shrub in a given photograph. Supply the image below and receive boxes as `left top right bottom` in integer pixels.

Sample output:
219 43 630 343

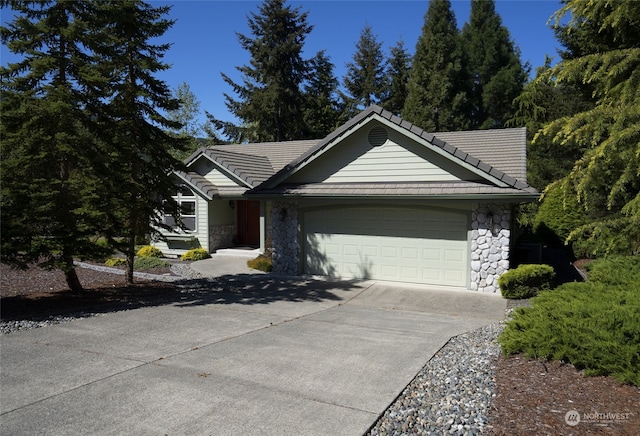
136 245 164 258
105 257 127 267
247 255 272 272
181 247 210 261
499 256 640 385
498 264 555 299
134 256 170 270
584 255 640 286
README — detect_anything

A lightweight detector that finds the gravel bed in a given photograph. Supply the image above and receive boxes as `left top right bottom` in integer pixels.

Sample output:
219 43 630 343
367 322 505 436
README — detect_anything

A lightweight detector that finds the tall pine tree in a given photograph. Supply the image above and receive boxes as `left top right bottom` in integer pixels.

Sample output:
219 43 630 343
343 24 388 109
403 0 469 132
383 39 411 116
94 0 187 284
303 50 341 138
210 0 312 143
462 0 526 129
1 0 108 291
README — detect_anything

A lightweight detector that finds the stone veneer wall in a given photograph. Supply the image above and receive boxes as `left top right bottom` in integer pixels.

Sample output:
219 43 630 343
271 201 299 275
209 224 236 252
470 204 511 293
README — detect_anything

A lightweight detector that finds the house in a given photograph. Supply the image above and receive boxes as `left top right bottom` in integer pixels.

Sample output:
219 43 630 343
154 105 539 292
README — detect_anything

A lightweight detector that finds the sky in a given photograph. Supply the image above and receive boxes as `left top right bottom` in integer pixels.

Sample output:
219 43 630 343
1 0 564 130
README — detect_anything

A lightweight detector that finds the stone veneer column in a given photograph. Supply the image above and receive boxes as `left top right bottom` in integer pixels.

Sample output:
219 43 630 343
208 224 236 252
271 201 299 275
470 204 511 293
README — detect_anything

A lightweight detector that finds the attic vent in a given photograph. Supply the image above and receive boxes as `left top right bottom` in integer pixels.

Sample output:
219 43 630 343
368 126 388 147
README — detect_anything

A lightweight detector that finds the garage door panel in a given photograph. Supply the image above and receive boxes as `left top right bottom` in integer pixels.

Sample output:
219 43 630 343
304 207 468 287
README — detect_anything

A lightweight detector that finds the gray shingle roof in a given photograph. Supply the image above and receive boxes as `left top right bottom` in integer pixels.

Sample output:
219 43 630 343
202 148 274 187
258 105 531 191
204 140 317 173
434 128 527 182
179 106 536 199
174 171 217 200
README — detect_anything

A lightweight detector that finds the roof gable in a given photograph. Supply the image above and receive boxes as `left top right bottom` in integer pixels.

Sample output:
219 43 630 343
286 118 483 184
257 105 530 191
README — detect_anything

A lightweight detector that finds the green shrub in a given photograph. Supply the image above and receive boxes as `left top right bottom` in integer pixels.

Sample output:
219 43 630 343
181 247 210 261
499 257 640 386
498 264 555 299
134 256 170 270
584 255 640 286
136 245 164 258
105 257 127 267
247 255 272 272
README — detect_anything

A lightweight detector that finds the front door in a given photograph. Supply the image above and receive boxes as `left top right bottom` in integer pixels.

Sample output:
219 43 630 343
237 200 260 247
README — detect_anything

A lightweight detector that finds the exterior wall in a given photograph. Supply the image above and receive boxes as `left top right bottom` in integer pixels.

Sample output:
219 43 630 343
271 200 299 275
470 203 511 293
205 167 242 187
208 199 237 252
195 194 209 249
287 121 482 184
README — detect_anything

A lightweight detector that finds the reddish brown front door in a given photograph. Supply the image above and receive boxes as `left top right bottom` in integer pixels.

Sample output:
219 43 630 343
237 200 260 247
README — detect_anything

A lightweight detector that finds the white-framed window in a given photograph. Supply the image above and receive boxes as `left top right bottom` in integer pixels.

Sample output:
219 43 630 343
164 185 197 232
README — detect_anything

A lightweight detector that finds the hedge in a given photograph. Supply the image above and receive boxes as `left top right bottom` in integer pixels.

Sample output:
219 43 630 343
498 264 555 299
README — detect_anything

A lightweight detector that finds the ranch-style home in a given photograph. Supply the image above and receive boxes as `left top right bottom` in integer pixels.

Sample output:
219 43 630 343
153 105 539 292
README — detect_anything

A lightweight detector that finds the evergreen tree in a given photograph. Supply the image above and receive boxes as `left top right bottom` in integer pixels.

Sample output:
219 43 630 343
403 0 469 132
303 50 341 138
509 58 593 191
210 0 312 143
94 0 187 284
343 24 387 109
1 0 108 292
383 39 411 116
538 0 640 256
167 81 205 159
462 0 526 129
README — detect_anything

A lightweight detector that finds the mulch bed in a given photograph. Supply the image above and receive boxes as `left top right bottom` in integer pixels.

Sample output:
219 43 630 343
0 262 179 321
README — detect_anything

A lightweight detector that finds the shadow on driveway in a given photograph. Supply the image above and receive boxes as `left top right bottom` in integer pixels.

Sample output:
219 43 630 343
1 274 365 323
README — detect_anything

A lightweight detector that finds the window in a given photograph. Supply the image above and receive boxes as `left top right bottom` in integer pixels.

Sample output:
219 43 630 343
164 185 197 232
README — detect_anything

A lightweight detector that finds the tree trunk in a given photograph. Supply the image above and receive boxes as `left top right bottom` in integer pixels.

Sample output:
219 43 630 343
125 237 135 285
64 268 84 293
63 253 83 292
125 213 136 284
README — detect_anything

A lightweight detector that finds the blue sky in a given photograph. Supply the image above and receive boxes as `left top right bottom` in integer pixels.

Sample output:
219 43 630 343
1 0 564 129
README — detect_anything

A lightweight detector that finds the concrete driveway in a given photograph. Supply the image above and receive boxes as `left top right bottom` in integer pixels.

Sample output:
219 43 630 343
1 270 505 435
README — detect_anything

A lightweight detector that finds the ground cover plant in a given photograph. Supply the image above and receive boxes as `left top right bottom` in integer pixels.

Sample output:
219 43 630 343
247 255 273 272
180 247 210 261
105 257 170 270
499 256 640 386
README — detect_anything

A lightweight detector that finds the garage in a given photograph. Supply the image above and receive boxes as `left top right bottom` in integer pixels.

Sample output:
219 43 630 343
303 207 469 287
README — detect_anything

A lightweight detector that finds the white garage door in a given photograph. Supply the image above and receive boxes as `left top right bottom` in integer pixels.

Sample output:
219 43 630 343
304 207 468 287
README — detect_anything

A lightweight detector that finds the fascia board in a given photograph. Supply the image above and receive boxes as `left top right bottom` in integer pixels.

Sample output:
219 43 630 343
246 192 541 202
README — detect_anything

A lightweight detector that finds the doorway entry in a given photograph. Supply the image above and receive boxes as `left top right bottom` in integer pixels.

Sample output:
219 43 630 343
237 200 260 247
